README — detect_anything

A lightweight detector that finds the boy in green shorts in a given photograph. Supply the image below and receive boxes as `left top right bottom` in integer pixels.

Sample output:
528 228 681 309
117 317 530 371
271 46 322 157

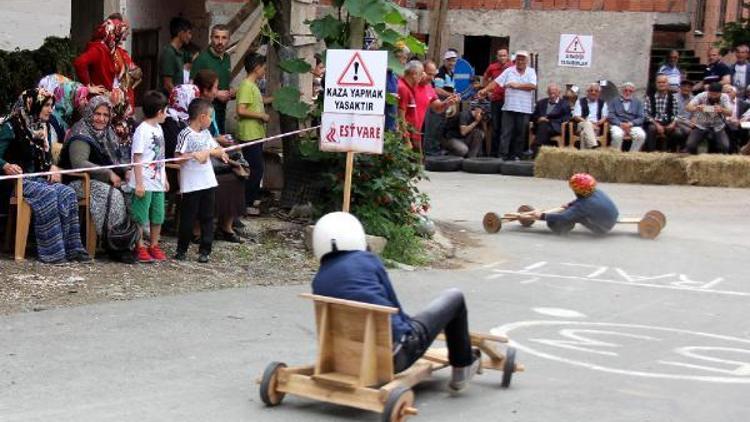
130 91 170 263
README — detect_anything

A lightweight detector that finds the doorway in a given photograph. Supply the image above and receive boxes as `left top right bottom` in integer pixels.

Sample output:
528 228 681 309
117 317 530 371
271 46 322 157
463 36 509 75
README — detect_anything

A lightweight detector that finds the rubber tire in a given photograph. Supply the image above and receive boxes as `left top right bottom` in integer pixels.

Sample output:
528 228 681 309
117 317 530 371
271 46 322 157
425 156 463 172
501 347 517 388
500 161 535 177
461 157 504 174
382 385 415 422
259 361 287 406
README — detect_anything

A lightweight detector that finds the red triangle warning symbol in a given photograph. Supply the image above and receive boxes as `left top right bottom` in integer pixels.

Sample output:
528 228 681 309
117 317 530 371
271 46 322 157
336 52 375 87
565 36 585 54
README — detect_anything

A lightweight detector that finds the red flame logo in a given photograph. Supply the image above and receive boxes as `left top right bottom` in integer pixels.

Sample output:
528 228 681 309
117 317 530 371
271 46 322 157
325 126 337 143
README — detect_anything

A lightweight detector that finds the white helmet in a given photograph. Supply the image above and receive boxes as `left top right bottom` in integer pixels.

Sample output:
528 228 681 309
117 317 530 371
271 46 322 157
312 212 367 261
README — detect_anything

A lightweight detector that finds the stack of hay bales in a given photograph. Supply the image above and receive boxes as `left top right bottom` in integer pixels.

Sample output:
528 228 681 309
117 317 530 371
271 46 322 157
535 147 750 188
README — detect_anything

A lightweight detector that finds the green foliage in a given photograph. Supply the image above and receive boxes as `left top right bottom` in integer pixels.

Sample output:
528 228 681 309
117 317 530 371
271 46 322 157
272 86 309 119
279 58 312 74
344 0 393 25
308 14 346 43
717 21 750 51
273 0 431 264
298 128 430 265
263 2 277 19
0 37 77 116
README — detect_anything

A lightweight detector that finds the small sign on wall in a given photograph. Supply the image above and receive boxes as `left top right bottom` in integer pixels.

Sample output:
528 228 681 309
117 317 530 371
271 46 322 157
558 34 593 68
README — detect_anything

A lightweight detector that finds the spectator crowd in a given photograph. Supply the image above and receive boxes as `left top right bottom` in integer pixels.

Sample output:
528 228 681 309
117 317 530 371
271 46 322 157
395 45 750 161
2 14 750 265
1 15 270 264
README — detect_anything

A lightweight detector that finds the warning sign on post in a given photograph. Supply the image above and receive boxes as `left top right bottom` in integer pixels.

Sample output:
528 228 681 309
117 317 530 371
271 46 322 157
558 34 593 68
323 49 388 116
321 49 387 154
320 113 385 154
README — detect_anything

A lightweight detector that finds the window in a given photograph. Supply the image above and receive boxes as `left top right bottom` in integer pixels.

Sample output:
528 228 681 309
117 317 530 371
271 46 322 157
718 0 728 33
695 0 706 35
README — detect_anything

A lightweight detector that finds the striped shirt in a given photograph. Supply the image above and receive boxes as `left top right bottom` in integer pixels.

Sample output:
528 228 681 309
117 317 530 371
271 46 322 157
495 66 537 114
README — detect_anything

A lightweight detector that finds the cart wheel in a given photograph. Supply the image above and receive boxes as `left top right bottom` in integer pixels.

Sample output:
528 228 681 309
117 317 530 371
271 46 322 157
637 215 662 239
382 386 417 422
645 210 667 228
259 361 287 406
501 347 517 388
517 205 535 227
483 212 503 233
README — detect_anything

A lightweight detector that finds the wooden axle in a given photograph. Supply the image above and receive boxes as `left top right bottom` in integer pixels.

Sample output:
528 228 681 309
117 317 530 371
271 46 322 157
484 206 667 239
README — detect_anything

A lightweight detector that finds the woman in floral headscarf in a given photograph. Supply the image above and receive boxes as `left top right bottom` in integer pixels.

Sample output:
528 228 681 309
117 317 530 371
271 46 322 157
0 89 90 263
73 15 141 116
60 96 133 262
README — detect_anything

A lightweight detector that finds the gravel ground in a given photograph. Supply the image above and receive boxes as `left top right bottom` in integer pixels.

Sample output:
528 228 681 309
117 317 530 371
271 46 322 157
0 216 462 315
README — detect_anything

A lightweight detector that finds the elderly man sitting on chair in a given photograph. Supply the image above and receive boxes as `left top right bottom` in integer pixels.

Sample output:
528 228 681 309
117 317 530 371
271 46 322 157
311 212 480 393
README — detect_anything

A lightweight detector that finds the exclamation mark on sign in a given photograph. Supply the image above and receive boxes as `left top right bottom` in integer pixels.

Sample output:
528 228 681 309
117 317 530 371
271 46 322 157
353 62 359 81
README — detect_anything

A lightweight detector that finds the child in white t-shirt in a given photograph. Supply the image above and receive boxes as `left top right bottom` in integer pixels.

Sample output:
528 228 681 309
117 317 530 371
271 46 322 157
174 98 228 263
130 91 169 263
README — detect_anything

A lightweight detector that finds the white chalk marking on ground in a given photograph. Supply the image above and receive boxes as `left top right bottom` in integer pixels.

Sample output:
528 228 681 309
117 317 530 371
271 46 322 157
519 261 547 273
491 320 750 384
531 329 657 357
532 307 587 318
482 261 505 269
520 277 540 285
489 270 749 297
561 262 609 278
484 273 505 280
698 277 726 290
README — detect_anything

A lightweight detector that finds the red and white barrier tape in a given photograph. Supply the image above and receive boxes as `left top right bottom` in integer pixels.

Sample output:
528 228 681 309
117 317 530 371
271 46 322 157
0 126 319 181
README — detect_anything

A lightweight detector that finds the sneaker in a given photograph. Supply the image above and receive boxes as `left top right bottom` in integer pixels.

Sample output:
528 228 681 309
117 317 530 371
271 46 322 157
448 348 482 394
197 253 210 263
174 251 187 261
216 230 244 244
148 245 167 261
136 246 154 263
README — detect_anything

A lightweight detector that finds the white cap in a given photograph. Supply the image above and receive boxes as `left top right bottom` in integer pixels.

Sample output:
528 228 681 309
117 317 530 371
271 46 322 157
515 50 529 58
444 50 458 60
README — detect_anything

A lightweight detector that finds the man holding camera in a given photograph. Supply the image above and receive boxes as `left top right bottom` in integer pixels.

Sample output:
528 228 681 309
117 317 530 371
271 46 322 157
685 82 733 154
442 102 486 158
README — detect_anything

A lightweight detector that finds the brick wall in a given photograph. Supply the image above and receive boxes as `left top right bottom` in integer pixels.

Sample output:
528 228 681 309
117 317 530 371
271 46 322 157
320 0 686 11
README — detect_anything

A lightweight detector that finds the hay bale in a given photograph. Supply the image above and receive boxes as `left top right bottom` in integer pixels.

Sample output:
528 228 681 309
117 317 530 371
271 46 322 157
534 147 687 184
535 147 750 187
684 155 750 188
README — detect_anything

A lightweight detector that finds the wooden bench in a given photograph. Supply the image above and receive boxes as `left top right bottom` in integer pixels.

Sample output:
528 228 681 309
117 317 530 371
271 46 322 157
258 293 524 421
567 121 609 148
529 121 570 149
4 173 96 261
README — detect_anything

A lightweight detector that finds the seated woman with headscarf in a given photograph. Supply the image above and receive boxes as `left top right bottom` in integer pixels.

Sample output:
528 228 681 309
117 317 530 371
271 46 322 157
164 78 246 243
59 96 133 262
0 89 91 263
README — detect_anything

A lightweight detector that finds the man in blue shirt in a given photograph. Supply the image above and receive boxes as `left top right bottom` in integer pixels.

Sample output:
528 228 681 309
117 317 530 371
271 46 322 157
311 212 480 393
529 173 619 235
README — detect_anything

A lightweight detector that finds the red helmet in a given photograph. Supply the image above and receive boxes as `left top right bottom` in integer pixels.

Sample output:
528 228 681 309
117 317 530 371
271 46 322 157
569 173 597 197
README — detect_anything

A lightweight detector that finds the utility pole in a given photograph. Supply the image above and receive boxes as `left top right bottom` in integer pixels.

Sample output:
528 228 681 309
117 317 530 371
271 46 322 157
428 0 449 63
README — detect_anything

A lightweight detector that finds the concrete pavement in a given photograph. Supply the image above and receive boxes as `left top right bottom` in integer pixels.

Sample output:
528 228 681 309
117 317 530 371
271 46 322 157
2 172 749 421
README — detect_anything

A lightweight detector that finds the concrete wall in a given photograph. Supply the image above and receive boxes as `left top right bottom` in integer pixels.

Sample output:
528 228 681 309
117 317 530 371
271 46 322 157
122 0 209 52
445 9 656 95
0 0 71 50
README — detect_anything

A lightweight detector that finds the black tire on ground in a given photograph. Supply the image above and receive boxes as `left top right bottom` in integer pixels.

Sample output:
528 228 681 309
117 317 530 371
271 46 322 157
501 347 517 388
259 361 287 406
382 385 415 422
425 156 464 172
461 157 505 174
500 161 535 177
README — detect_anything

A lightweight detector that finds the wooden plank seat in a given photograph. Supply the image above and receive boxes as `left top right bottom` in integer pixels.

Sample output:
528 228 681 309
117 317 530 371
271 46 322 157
257 293 524 421
5 173 96 261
